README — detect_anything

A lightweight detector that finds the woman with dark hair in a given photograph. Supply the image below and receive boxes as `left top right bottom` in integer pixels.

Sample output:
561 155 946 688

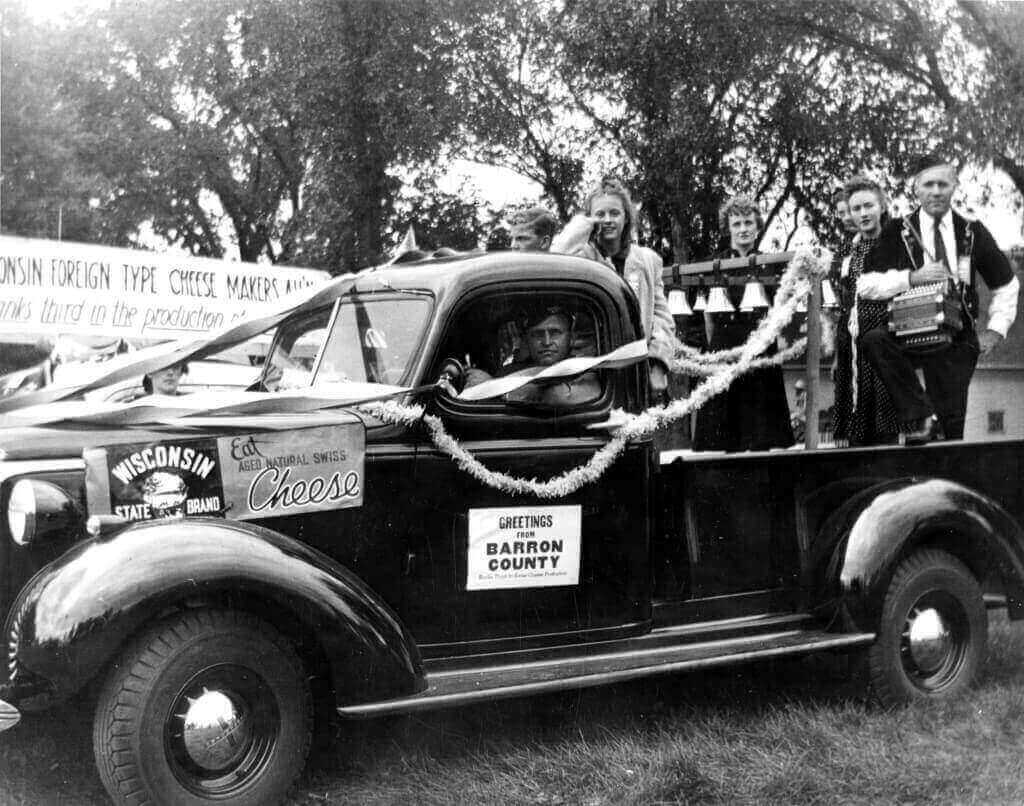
142 361 188 397
831 175 899 446
691 195 794 452
550 178 675 393
832 186 859 260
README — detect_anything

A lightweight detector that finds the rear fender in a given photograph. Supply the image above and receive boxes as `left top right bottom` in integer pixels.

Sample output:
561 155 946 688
812 478 1024 631
5 518 422 707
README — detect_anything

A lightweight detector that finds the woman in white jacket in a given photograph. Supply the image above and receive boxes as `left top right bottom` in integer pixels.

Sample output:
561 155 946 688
550 178 675 393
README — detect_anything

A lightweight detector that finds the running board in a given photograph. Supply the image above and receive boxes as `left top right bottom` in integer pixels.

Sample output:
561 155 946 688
338 629 875 718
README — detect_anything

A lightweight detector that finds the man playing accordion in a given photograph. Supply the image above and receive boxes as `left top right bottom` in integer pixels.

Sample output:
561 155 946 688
859 155 1019 442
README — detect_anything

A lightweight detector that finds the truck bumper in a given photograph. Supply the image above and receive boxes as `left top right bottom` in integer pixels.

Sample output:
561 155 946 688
0 699 20 731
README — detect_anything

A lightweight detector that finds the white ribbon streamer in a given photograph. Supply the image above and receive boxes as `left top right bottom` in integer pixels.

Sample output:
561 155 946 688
0 381 408 429
458 339 648 401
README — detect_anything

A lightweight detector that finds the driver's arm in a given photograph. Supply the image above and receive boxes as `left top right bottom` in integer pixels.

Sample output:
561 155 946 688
464 368 493 387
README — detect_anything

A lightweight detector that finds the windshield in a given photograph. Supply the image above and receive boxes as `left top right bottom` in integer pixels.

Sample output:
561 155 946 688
263 295 432 390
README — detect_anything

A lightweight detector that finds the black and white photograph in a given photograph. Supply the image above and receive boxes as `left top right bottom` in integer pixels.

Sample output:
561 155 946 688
2 0 1024 803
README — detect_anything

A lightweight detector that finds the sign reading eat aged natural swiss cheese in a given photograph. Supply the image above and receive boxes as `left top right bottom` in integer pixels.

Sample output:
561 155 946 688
84 424 364 524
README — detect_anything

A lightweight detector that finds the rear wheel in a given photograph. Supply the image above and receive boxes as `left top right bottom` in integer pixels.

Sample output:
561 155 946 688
868 549 986 705
93 609 312 806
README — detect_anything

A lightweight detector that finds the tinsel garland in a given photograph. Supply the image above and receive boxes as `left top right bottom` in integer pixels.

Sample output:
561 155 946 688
674 337 809 377
359 249 831 498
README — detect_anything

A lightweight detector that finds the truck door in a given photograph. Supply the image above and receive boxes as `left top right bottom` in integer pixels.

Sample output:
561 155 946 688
401 283 653 652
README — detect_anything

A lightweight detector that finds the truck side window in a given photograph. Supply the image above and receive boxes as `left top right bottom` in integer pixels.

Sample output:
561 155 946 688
262 296 433 390
262 309 331 391
316 297 432 386
438 292 609 415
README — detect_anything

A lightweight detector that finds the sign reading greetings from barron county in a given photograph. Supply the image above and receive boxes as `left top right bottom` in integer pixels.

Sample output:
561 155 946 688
84 424 365 524
466 505 582 591
0 235 329 341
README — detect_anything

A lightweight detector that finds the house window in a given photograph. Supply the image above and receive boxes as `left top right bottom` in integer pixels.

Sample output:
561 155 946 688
988 410 1005 434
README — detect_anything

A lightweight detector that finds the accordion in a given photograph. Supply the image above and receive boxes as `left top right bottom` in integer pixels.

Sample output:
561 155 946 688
887 280 964 351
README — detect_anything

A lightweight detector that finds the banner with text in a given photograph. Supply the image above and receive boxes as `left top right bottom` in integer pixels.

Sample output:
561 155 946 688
0 235 329 341
84 423 364 523
466 505 582 590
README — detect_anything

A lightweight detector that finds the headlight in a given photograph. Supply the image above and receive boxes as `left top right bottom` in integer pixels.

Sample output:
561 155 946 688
7 480 36 545
7 479 78 546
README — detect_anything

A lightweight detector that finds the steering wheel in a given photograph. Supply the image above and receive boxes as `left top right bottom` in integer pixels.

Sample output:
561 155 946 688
436 357 466 395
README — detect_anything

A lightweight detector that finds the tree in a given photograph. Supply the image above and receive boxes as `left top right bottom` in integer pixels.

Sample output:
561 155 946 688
553 0 917 259
6 0 1022 267
36 0 472 270
391 176 492 254
0 2 107 242
774 0 1024 202
284 0 473 271
449 0 584 221
54 0 313 259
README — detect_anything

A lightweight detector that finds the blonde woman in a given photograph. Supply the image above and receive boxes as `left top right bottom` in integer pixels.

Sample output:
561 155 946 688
551 178 674 394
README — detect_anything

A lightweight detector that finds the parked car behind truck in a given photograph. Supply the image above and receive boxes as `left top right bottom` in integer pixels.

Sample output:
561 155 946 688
0 250 1022 805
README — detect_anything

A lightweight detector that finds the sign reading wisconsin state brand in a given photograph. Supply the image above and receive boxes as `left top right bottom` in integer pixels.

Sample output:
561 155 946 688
87 438 225 523
85 424 364 523
217 424 364 519
466 506 582 591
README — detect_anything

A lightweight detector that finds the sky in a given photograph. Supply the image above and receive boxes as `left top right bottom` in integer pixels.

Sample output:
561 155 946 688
438 160 542 212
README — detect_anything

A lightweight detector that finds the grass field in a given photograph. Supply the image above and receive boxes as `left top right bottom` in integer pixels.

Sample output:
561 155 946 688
3 614 1024 805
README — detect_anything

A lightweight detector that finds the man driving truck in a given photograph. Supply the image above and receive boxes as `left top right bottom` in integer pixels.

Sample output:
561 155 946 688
464 306 600 406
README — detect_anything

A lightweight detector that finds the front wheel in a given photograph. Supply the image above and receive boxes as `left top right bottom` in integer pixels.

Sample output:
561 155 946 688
93 609 312 806
868 548 987 706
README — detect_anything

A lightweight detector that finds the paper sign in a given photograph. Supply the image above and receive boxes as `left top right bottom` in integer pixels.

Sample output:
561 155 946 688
466 506 582 590
0 235 328 340
85 424 364 523
218 425 364 519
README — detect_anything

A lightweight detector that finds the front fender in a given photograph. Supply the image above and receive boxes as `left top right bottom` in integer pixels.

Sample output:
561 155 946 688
6 518 423 707
813 478 1024 631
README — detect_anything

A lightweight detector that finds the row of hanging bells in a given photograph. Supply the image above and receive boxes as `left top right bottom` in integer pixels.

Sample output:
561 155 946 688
668 279 839 316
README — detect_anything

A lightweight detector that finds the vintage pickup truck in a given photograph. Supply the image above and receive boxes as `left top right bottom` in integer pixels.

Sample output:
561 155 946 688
0 250 1022 805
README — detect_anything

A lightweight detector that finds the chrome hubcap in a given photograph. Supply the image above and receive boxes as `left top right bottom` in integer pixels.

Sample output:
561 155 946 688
899 591 968 691
905 606 952 675
166 664 279 796
180 687 253 773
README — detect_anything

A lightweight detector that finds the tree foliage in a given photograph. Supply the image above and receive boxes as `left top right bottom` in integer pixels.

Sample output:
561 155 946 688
3 0 1022 268
449 0 585 221
284 0 471 270
0 2 106 242
774 0 1024 195
6 0 473 271
392 176 493 255
554 0 955 259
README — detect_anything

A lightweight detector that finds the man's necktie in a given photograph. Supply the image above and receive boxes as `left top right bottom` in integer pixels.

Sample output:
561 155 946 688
933 219 949 271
